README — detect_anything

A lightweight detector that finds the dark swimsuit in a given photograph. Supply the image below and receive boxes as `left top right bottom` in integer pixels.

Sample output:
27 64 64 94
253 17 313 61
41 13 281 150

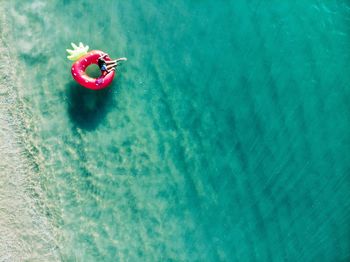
98 58 108 72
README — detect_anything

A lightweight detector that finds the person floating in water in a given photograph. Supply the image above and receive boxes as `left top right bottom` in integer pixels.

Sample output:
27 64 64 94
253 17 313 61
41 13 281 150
98 53 127 76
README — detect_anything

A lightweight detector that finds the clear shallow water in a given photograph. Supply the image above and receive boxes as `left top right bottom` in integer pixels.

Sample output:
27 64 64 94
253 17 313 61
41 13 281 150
1 0 350 261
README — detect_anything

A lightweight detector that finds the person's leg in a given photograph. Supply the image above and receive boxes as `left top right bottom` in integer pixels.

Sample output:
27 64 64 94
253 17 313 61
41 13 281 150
116 57 127 62
106 63 117 70
105 67 116 74
106 60 117 65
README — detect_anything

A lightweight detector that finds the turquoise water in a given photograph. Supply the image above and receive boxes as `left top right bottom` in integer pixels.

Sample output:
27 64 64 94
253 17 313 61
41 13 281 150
1 0 350 261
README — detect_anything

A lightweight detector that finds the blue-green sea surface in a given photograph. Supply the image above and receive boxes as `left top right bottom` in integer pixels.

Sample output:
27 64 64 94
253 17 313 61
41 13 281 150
1 0 350 261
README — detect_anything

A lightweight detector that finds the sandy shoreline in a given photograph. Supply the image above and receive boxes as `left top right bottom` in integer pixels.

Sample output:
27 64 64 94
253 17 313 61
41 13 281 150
0 12 59 261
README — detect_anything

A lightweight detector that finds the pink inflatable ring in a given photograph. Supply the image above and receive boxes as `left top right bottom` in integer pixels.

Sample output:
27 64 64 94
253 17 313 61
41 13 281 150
71 50 115 90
